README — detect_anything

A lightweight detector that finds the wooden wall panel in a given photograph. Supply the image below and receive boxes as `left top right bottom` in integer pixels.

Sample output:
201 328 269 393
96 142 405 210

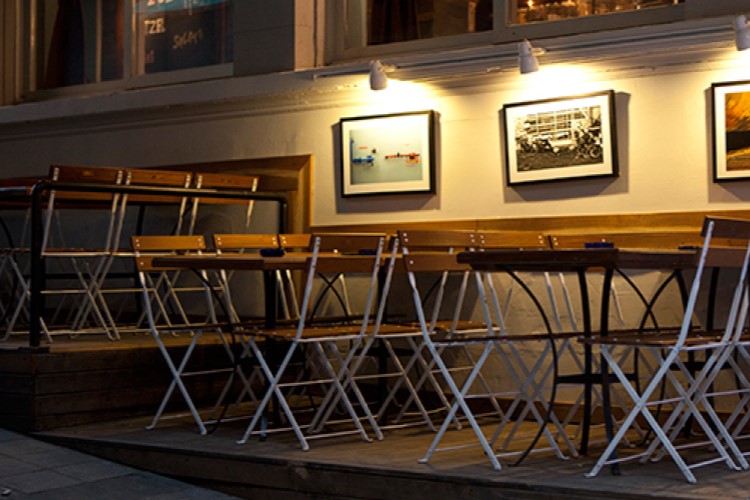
312 209 750 235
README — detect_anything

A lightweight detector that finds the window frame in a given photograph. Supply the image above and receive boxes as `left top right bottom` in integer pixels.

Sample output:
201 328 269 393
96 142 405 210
328 0 747 62
19 0 233 102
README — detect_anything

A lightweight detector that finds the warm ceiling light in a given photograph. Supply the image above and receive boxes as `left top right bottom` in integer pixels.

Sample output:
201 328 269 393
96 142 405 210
735 15 750 51
369 60 395 91
518 39 542 74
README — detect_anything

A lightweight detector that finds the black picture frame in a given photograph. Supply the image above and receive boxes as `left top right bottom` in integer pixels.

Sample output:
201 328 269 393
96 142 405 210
502 90 618 186
711 80 750 182
339 110 436 197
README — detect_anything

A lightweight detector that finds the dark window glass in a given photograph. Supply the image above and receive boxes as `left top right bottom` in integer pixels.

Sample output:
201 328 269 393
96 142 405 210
37 0 124 89
135 0 233 74
367 0 492 46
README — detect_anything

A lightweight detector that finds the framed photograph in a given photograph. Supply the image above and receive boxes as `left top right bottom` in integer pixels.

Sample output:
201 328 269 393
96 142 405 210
502 90 618 186
712 80 750 182
340 110 435 197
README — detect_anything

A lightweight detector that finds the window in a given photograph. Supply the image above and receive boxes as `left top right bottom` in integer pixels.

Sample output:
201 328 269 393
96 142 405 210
32 0 232 91
335 0 697 59
364 0 493 45
135 0 232 75
35 0 124 89
511 0 682 25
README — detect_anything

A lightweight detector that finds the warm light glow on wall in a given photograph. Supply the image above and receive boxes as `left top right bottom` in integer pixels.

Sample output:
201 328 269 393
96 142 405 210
517 64 600 96
362 79 436 113
707 46 750 85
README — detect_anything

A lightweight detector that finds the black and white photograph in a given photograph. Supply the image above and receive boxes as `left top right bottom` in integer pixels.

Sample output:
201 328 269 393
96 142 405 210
502 90 618 185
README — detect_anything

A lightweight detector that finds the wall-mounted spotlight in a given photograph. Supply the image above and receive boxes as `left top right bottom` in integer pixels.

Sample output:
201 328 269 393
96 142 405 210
735 15 750 51
518 39 544 74
369 60 396 90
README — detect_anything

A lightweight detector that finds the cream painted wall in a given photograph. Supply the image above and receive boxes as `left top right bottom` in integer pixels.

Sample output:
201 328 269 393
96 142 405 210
2 18 750 227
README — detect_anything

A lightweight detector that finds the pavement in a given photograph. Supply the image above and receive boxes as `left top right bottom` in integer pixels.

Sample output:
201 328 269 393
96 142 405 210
0 428 236 499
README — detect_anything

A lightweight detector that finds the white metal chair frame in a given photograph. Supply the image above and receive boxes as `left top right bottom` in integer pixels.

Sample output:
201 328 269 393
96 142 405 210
6 165 125 341
133 234 255 435
237 234 386 451
585 217 750 483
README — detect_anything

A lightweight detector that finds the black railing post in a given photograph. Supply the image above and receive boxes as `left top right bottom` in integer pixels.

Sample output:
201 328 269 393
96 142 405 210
29 181 46 348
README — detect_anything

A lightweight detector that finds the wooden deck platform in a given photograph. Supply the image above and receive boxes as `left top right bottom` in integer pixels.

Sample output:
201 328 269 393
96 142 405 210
4 335 750 498
0 334 238 431
35 413 750 499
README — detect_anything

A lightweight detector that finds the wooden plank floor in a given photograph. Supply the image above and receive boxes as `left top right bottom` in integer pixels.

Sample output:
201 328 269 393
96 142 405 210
34 410 750 499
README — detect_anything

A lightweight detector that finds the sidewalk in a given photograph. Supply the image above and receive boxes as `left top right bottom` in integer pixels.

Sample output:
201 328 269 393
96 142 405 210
0 428 236 499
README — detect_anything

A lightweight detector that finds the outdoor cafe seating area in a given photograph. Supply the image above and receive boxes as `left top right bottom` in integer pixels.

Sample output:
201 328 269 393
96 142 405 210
6 165 750 489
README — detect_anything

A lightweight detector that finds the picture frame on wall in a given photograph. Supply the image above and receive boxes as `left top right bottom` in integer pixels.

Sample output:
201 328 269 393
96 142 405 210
339 110 435 197
501 90 618 186
712 80 750 182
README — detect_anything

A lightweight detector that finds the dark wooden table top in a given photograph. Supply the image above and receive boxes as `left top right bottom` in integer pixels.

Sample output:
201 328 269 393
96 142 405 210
456 247 702 272
152 252 380 272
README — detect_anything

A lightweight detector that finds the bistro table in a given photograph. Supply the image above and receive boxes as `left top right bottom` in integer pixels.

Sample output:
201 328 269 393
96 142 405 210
456 247 699 455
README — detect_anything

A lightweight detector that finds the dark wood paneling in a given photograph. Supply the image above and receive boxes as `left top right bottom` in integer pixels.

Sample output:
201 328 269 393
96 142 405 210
0 338 248 432
312 209 750 235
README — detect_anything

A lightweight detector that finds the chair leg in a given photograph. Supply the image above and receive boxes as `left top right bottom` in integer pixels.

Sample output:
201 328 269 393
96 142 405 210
418 340 503 471
147 332 208 435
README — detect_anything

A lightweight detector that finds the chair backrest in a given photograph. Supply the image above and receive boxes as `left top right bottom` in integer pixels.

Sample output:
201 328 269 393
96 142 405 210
398 229 478 251
279 233 312 250
397 229 477 273
213 233 279 251
701 217 750 268
124 168 192 203
314 233 386 254
50 164 123 183
132 235 207 271
477 230 549 250
48 164 124 202
192 172 259 203
43 165 126 251
394 229 498 340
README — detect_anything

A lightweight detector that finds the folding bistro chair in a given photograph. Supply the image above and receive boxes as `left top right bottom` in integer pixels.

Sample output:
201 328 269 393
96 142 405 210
238 233 386 450
133 234 251 435
476 230 580 460
547 229 708 451
6 165 125 340
316 234 438 433
584 217 750 483
398 229 572 470
368 230 498 432
89 168 194 335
